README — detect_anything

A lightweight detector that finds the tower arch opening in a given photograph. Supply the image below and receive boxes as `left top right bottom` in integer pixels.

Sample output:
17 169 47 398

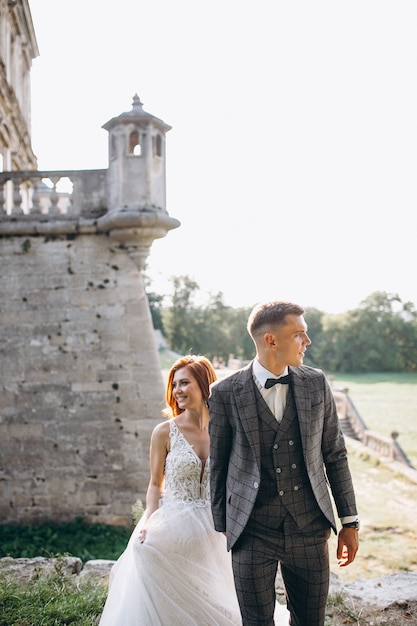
129 130 141 156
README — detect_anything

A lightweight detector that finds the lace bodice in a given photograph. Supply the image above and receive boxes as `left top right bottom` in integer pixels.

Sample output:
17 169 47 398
164 420 210 503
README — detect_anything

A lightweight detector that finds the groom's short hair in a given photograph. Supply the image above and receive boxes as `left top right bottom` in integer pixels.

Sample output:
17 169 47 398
247 300 305 340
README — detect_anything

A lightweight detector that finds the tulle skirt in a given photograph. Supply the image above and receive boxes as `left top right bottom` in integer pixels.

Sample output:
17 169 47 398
99 497 242 626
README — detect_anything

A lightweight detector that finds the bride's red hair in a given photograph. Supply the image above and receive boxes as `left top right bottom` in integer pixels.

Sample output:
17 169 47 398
165 355 217 417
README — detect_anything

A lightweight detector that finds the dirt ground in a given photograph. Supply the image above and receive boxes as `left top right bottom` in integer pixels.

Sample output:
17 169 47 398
274 596 417 625
274 571 417 625
326 598 417 625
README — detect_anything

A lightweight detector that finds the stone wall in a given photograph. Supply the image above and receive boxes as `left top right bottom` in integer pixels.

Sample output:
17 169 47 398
0 232 166 526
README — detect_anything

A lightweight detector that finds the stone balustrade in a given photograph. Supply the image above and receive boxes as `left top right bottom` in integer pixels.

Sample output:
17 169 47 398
0 169 179 271
331 385 415 470
362 430 396 461
0 169 108 220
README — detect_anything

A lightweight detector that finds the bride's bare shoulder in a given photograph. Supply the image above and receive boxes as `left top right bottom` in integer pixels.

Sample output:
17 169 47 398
151 418 172 442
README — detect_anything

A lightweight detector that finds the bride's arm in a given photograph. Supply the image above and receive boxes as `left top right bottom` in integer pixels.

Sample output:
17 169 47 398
139 420 170 542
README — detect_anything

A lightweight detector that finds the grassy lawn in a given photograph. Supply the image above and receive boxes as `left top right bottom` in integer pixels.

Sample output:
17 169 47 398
328 441 417 582
0 568 106 626
323 373 417 583
0 518 131 562
331 372 417 469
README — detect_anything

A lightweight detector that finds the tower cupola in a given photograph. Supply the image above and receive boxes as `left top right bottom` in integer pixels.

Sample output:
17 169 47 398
98 94 180 270
102 94 171 212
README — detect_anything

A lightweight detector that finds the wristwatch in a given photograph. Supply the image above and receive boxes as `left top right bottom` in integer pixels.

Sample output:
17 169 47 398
342 520 360 530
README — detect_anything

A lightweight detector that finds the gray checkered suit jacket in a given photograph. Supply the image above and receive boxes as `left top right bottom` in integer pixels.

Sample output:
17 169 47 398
208 362 358 551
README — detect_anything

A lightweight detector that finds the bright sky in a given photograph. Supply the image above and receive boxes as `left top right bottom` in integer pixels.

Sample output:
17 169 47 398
28 1 417 314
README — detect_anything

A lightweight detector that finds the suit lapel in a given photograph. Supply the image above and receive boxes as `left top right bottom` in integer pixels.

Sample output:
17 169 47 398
233 362 261 467
290 366 311 443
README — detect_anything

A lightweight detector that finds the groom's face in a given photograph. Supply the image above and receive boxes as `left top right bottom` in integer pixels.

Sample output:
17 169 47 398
271 314 312 368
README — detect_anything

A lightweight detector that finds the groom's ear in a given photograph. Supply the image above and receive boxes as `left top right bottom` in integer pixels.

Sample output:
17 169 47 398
264 332 277 349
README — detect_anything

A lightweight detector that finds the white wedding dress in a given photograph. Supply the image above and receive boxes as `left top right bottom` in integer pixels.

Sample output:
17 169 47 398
99 420 242 625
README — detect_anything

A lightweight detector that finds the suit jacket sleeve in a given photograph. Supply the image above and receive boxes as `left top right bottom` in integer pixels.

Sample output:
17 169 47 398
298 367 358 524
320 373 358 519
208 369 261 548
208 379 234 533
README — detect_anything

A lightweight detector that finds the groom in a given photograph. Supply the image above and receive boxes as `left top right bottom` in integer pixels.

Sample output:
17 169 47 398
208 300 359 626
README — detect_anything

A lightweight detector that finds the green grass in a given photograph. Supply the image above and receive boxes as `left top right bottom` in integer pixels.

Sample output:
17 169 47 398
0 565 106 626
0 520 129 625
0 518 131 561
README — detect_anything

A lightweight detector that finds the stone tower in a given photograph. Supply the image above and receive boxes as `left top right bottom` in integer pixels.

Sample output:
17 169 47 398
99 94 176 272
0 95 180 526
103 93 170 213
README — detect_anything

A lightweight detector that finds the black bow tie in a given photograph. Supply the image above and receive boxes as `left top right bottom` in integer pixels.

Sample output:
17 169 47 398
264 374 291 389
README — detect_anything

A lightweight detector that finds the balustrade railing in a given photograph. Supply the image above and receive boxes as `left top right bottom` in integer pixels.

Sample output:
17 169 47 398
331 383 414 469
0 169 108 218
363 430 397 461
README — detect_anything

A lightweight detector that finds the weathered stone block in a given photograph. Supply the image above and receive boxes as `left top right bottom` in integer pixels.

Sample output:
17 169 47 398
0 557 83 581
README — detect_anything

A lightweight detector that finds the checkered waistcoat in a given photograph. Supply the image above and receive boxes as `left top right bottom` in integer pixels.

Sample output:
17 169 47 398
253 384 324 529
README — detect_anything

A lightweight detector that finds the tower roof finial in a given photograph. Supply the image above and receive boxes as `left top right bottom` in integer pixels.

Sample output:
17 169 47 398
102 94 172 133
131 93 144 111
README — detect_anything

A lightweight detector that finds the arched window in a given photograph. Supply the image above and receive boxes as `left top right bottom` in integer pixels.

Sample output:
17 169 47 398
156 134 162 157
129 130 141 155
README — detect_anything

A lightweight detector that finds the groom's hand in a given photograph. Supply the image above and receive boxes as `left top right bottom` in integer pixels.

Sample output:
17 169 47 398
337 527 359 566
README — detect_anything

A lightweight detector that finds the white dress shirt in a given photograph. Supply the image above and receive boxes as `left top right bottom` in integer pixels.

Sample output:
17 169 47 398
252 359 289 422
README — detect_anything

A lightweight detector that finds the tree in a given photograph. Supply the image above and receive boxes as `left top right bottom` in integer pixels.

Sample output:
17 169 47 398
162 276 200 354
302 307 326 368
143 270 165 331
228 306 254 361
146 272 417 373
146 291 165 331
319 292 417 372
194 291 232 360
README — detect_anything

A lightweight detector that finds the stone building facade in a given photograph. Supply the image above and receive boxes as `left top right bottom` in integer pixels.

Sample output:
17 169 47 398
0 0 38 172
0 2 180 526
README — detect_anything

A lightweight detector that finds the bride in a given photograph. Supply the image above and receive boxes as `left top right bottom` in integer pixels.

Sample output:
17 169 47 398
99 355 241 626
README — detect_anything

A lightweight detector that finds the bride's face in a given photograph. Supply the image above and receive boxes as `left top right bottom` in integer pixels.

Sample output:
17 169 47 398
172 366 203 412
